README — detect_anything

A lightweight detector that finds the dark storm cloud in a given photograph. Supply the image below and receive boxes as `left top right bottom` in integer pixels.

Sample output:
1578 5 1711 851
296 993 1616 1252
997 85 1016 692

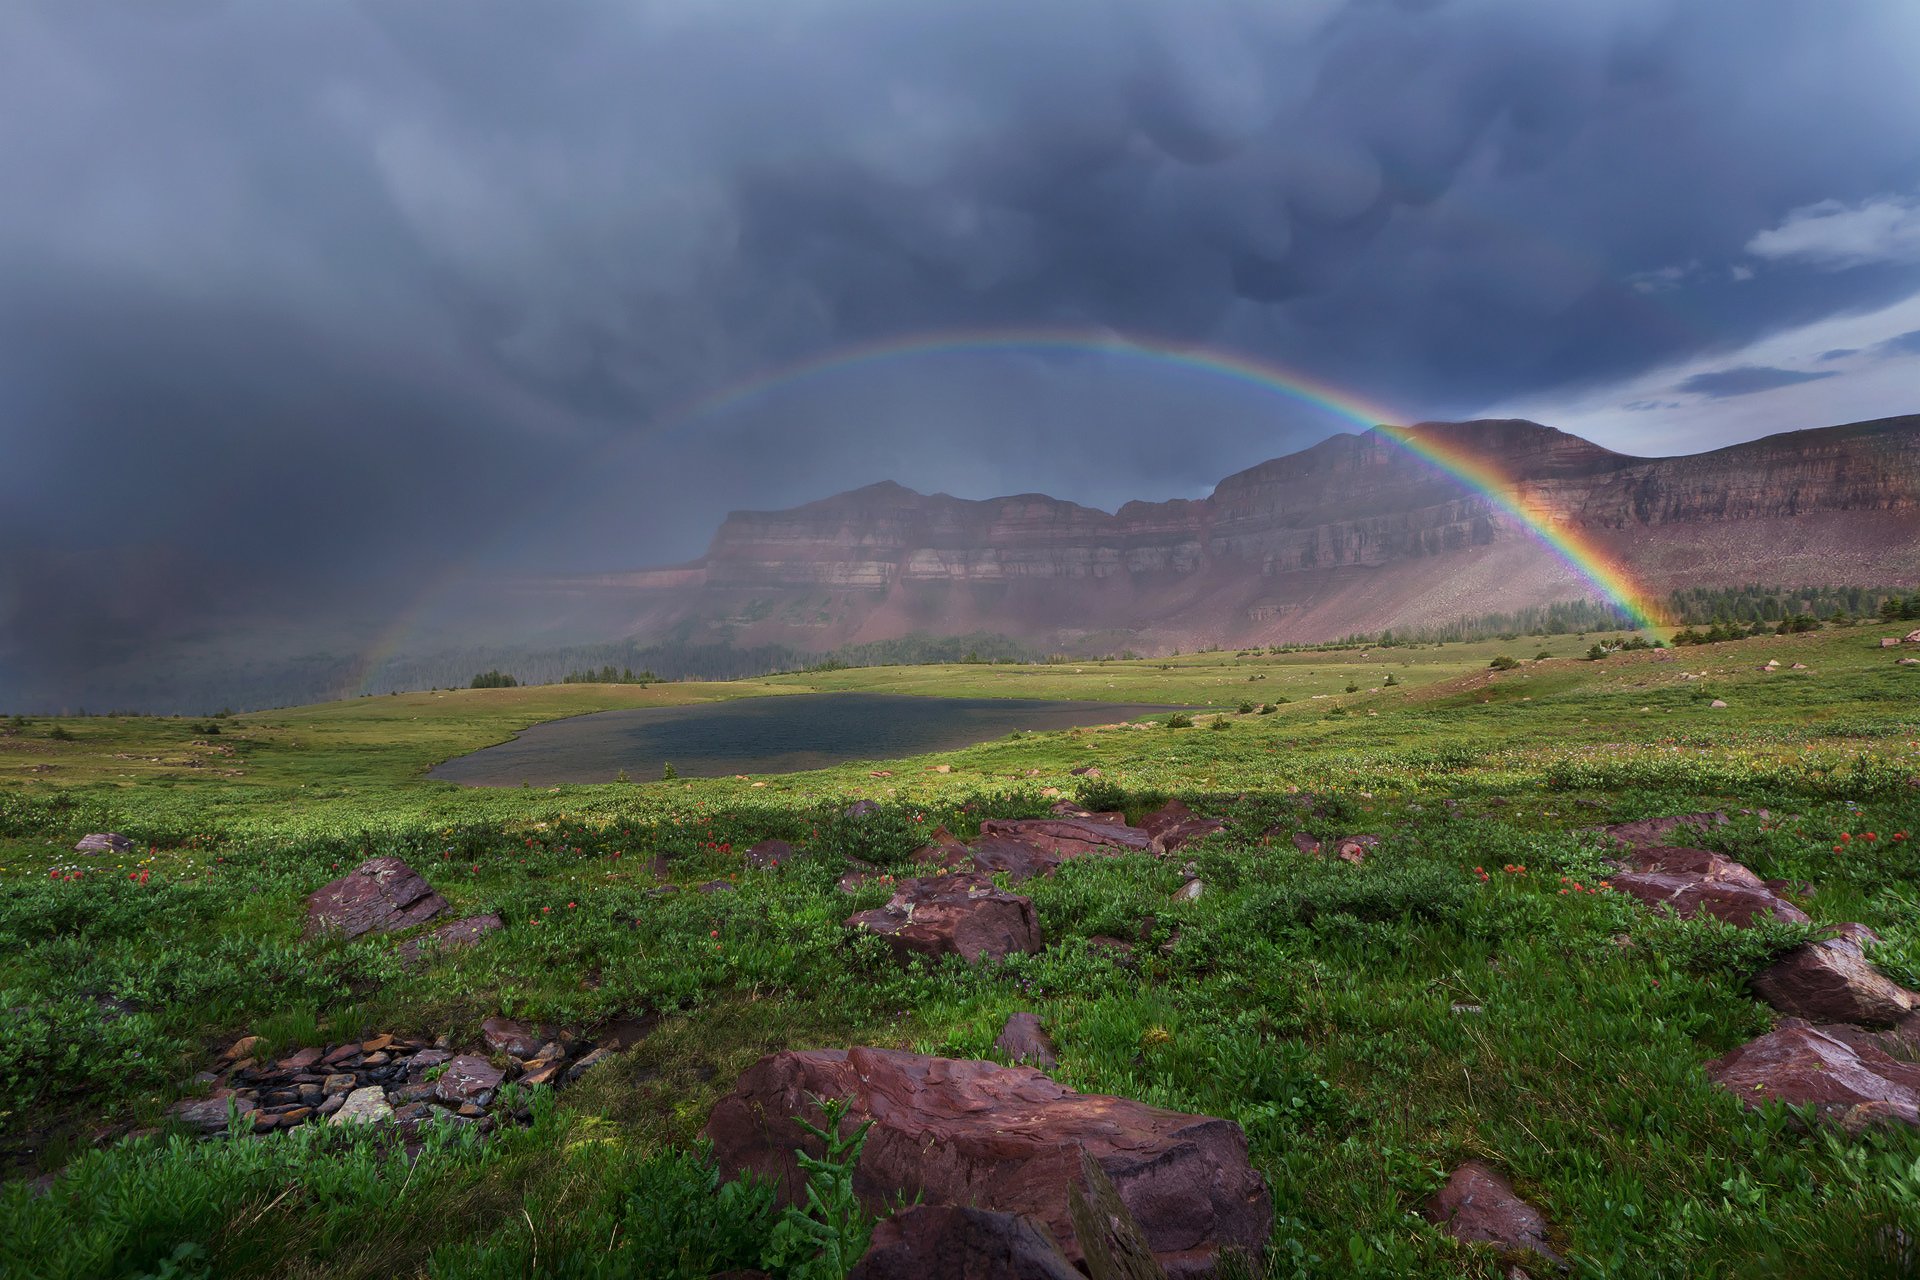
1674 366 1838 399
4 0 1920 707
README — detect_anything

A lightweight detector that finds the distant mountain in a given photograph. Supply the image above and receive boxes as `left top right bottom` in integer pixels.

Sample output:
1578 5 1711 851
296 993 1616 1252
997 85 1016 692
557 414 1920 650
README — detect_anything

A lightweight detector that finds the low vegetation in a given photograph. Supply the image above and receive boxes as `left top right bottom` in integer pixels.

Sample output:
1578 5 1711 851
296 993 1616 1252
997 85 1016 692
2 626 1918 1276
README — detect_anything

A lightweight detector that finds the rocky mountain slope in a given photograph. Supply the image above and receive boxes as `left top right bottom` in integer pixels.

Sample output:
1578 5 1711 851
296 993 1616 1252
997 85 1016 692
566 414 1920 650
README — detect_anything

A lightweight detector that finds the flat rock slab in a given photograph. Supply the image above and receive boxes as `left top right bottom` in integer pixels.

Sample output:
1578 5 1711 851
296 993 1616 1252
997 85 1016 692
1592 812 1728 850
481 1015 543 1059
995 1012 1059 1069
1621 846 1766 889
847 876 1042 965
169 1095 257 1134
977 817 1154 859
435 1055 504 1106
745 838 803 870
707 1047 1270 1277
306 856 447 940
75 832 135 855
1751 928 1917 1029
1707 1018 1920 1131
329 1085 394 1126
850 1205 1079 1280
396 913 502 967
1138 800 1225 853
1609 870 1808 927
1423 1161 1561 1268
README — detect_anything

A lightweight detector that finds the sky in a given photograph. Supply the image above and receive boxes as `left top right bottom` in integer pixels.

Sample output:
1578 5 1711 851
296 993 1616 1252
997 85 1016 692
3 0 1920 702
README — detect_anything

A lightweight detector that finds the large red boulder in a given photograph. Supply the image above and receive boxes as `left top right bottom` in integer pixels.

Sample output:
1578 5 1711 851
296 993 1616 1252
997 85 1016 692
1609 871 1807 926
305 857 447 939
1706 1018 1920 1131
846 876 1043 964
1594 812 1729 850
707 1048 1270 1277
1621 845 1767 889
1422 1160 1560 1268
1750 927 1917 1028
395 913 502 967
976 817 1154 860
850 1205 1079 1280
1137 801 1224 853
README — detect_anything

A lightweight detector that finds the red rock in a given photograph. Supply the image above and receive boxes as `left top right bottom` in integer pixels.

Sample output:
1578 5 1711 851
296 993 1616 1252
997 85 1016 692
745 838 801 870
1332 834 1378 864
994 1012 1058 1070
434 1055 505 1105
397 912 504 967
520 1061 564 1087
276 1047 323 1071
977 817 1154 859
1593 811 1729 850
1622 845 1766 888
1708 1019 1920 1130
1423 1161 1561 1268
481 1016 543 1059
1290 832 1322 857
1608 871 1808 926
305 856 447 940
321 1044 360 1066
850 1205 1080 1280
1750 927 1917 1028
1138 800 1225 853
706 1048 1270 1277
220 1035 261 1062
846 876 1043 964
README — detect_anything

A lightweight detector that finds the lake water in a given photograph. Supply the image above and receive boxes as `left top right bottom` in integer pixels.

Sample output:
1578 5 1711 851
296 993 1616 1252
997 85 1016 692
427 693 1179 786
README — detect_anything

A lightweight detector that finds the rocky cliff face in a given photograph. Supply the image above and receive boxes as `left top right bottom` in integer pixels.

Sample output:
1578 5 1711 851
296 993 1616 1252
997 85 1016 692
602 414 1920 648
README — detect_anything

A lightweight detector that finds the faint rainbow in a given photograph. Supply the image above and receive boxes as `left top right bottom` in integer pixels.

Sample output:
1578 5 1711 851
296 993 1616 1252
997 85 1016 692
352 328 1657 689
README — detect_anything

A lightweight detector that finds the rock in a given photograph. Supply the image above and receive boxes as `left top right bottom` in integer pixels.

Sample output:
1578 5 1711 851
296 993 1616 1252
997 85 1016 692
696 880 736 894
1332 834 1378 864
847 876 1043 965
329 1085 395 1126
1290 832 1322 856
305 856 448 940
1593 812 1729 850
1750 928 1918 1028
1423 1161 1561 1269
408 1048 451 1074
169 1095 257 1134
75 832 135 855
1609 871 1809 926
434 1055 504 1106
1906 630 1920 645
481 1016 543 1059
1706 1018 1920 1130
707 1048 1270 1276
566 1047 614 1082
850 1204 1080 1280
321 1073 357 1096
520 1061 565 1087
396 913 503 967
745 838 802 870
220 1035 261 1062
1138 800 1225 853
1883 637 1902 648
1069 765 1101 776
844 800 882 819
1173 879 1204 902
1621 846 1768 889
277 1047 323 1071
978 817 1154 859
994 1013 1059 1070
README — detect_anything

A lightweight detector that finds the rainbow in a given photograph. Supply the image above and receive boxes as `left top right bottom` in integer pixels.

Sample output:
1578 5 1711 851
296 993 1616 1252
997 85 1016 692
353 327 1659 690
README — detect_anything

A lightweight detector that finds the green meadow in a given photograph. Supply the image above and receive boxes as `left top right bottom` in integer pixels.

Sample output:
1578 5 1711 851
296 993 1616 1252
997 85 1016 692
2 626 1918 1278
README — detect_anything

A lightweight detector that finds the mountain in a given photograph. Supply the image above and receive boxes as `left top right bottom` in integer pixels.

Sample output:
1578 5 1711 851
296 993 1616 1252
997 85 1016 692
550 414 1920 652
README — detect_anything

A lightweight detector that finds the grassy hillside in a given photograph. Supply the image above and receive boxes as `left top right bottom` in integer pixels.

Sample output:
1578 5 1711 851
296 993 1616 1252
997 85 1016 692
1 626 1917 1277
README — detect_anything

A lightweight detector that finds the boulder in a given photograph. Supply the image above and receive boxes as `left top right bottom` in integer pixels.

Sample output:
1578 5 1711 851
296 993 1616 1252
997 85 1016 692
1706 1018 1920 1130
1593 812 1729 850
1290 832 1322 857
1422 1161 1561 1268
994 1012 1059 1070
1332 834 1378 865
1137 800 1225 853
434 1055 504 1106
305 857 447 940
168 1095 256 1134
850 1205 1080 1280
396 913 503 967
1750 927 1917 1028
1609 871 1808 926
1905 630 1920 644
978 817 1154 859
707 1048 1270 1277
481 1016 543 1059
745 838 802 870
74 833 135 855
844 800 882 820
1621 846 1768 889
846 876 1043 965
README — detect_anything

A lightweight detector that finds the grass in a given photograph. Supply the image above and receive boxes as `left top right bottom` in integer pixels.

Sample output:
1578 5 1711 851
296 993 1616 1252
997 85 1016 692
1 625 1918 1277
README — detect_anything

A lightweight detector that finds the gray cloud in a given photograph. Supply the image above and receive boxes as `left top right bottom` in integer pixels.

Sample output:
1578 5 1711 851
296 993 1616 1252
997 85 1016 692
1675 365 1839 399
1819 348 1861 360
1870 328 1920 357
5 0 1920 708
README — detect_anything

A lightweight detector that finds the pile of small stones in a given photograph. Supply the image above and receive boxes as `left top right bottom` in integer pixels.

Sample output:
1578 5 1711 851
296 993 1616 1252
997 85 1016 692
167 1016 623 1140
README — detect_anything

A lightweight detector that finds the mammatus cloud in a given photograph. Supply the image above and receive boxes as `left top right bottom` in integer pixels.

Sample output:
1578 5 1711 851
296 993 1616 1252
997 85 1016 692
1745 193 1920 269
1674 366 1838 399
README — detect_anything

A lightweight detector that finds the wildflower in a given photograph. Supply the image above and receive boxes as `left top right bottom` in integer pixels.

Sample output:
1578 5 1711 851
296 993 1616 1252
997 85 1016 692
541 906 550 914
566 902 576 909
710 929 719 938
